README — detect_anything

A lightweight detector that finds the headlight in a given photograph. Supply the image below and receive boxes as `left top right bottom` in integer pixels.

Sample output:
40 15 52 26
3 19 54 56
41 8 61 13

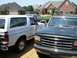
34 35 41 42
73 41 77 47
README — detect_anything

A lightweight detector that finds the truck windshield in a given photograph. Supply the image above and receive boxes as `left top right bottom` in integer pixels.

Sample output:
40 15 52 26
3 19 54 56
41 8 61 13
48 17 77 27
0 19 5 28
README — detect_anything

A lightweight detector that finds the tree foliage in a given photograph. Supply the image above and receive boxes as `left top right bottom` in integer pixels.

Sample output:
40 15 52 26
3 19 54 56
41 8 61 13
23 5 34 11
75 7 77 14
48 8 62 15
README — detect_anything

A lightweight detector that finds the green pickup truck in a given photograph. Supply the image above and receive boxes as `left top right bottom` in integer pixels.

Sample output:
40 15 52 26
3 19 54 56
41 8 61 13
35 15 77 57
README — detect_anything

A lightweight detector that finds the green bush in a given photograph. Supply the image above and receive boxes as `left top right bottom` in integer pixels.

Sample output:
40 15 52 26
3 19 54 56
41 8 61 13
41 15 51 22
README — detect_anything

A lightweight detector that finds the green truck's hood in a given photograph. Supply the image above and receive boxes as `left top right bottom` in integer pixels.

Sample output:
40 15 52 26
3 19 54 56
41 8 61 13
37 26 77 38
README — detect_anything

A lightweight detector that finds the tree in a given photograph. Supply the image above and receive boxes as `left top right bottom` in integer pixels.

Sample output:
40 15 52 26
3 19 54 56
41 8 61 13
48 8 61 16
0 10 9 15
75 7 77 14
48 8 56 16
23 6 27 11
51 8 56 15
23 5 34 11
26 5 34 11
0 7 9 15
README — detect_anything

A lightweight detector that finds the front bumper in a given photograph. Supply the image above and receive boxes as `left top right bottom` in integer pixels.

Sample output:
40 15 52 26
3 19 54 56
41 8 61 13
34 44 77 56
0 45 8 51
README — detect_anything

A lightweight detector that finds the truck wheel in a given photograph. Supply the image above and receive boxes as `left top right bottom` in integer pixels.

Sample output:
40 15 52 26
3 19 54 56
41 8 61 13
15 38 26 52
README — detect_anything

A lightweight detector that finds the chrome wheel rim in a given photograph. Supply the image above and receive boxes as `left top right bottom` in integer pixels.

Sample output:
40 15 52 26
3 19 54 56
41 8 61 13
19 41 25 51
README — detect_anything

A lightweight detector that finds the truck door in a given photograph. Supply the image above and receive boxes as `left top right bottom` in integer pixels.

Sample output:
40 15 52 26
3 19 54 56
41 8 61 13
8 17 27 46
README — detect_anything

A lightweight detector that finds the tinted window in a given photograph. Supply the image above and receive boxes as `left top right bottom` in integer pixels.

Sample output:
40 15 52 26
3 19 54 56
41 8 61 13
10 17 27 28
0 19 5 28
30 17 37 25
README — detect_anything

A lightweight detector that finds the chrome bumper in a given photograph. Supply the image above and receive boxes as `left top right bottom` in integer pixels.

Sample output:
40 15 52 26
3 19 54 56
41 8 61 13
34 44 77 56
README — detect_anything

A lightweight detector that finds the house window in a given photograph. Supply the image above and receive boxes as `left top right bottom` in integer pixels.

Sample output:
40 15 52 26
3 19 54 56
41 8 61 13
18 10 25 15
0 10 9 15
70 11 73 14
60 11 63 14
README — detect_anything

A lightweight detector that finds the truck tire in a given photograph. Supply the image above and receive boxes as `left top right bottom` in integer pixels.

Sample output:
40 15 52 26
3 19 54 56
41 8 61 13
15 38 26 52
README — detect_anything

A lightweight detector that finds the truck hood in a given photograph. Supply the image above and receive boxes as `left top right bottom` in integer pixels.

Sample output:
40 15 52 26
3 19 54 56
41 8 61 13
37 26 77 37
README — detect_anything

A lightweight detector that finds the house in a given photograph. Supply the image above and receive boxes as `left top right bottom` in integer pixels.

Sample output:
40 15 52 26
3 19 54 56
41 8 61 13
33 5 42 14
0 2 25 15
40 1 54 14
40 0 77 15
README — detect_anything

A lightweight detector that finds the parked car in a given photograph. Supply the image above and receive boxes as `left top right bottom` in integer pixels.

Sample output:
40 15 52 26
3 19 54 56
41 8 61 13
0 15 38 52
35 15 77 56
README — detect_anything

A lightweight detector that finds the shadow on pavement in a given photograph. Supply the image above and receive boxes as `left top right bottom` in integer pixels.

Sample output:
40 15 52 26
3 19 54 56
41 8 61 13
0 39 34 58
37 53 51 58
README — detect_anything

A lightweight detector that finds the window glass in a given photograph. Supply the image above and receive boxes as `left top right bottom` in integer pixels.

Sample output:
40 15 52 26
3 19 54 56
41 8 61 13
0 19 5 28
30 17 37 25
49 17 77 26
10 17 27 28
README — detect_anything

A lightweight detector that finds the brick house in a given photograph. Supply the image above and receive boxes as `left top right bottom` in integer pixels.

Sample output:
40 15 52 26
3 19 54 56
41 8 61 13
40 0 77 14
0 2 25 15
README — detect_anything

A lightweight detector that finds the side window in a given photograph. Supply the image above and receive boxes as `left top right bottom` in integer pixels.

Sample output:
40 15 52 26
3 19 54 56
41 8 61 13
30 17 38 25
10 17 27 28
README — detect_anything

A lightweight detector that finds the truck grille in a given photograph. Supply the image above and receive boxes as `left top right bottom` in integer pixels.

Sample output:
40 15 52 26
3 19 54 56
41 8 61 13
38 35 73 50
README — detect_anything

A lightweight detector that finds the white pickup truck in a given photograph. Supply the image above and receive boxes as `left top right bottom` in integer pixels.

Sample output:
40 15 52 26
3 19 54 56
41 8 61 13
0 15 38 52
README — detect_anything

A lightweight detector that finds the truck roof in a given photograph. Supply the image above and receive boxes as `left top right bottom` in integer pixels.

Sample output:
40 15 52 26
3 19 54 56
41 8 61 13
52 15 77 18
0 15 34 19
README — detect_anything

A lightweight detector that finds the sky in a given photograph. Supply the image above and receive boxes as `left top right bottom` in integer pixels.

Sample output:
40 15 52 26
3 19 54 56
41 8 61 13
0 0 77 6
